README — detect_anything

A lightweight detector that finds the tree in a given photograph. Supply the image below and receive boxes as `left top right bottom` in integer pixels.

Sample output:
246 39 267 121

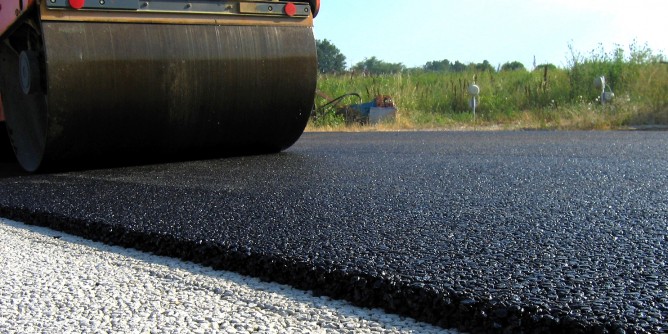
423 59 452 72
423 59 495 73
451 60 468 72
475 60 495 72
501 61 527 71
533 63 557 71
352 57 405 75
316 39 346 73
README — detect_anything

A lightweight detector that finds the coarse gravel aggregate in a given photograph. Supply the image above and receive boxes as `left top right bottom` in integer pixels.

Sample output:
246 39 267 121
0 131 666 333
0 218 454 334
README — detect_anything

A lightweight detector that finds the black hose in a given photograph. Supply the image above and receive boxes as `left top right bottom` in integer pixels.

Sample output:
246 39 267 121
318 93 362 110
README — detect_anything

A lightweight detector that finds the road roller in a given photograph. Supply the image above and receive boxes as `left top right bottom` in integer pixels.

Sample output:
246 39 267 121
0 0 319 172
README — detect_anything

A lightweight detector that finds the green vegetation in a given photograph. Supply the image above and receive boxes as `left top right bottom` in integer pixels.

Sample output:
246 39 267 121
310 42 667 131
351 57 406 75
316 39 347 73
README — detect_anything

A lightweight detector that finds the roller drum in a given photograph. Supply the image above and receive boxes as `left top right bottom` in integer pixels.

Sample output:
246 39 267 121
0 122 14 162
0 19 317 171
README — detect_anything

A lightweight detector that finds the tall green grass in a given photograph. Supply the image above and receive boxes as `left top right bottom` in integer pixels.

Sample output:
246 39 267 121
312 43 667 130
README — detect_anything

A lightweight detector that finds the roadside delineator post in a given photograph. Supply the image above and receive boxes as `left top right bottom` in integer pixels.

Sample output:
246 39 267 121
468 81 480 122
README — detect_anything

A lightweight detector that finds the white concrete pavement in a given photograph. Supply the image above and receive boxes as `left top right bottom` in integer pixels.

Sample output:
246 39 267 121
0 218 460 334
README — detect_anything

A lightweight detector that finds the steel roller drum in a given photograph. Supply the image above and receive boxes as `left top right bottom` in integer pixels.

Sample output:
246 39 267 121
0 17 316 172
0 123 14 162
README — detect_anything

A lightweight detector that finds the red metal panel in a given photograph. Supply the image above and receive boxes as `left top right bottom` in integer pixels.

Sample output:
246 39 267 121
0 0 34 37
309 0 319 18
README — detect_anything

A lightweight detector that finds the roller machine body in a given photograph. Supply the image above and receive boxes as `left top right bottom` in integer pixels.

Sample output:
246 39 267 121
0 0 319 171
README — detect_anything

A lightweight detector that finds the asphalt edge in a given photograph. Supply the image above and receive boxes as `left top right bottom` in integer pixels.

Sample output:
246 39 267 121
0 206 634 334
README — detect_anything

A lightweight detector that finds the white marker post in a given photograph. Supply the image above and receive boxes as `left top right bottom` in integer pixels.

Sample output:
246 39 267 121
468 83 480 122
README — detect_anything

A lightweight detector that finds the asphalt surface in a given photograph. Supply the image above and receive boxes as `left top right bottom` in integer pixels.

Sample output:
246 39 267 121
0 131 666 333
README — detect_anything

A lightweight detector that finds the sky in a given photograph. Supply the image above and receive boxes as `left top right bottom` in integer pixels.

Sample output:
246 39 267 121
312 0 668 69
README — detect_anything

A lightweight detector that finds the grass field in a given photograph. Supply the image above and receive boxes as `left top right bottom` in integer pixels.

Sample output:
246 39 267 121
309 44 668 131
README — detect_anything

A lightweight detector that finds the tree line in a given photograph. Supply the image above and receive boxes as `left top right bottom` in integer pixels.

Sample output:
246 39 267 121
317 39 544 75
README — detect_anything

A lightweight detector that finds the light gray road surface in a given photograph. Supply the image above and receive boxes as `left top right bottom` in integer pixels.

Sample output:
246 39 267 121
0 218 457 334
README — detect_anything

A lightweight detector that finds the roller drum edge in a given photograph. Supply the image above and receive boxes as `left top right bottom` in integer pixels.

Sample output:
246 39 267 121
0 122 15 162
0 21 317 172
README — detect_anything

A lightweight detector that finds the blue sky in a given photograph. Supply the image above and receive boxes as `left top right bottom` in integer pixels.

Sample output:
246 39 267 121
313 0 668 69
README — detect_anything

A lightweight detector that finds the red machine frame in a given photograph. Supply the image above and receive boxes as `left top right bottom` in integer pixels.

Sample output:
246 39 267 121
1 0 35 36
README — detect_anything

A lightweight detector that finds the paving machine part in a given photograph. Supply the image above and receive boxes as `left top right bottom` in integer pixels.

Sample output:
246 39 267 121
348 95 396 124
315 91 396 125
1 111 15 162
0 0 319 172
312 90 361 124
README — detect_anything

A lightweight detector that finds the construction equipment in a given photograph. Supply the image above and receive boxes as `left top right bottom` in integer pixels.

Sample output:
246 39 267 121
314 91 396 125
0 111 13 162
0 0 320 172
349 95 396 124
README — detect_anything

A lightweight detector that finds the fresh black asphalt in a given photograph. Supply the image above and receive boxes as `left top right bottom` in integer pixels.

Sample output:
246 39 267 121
1 131 666 333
